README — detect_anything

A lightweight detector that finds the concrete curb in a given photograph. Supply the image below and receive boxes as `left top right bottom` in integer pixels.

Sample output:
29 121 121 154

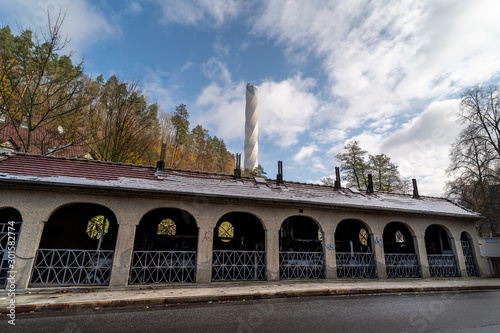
4 284 500 314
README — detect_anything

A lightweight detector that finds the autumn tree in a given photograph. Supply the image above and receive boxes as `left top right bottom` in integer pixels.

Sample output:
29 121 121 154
0 13 91 155
85 75 159 163
446 85 500 236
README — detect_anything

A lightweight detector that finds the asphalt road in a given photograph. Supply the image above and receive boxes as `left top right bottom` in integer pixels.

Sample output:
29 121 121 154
4 290 500 333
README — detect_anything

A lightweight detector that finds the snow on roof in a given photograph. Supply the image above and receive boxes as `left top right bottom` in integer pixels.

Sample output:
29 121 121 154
0 153 480 218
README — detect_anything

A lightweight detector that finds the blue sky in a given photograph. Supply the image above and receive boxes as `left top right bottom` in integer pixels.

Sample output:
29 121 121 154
2 0 500 196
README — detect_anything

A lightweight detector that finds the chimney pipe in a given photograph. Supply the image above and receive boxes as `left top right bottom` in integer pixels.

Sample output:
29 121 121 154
234 153 242 179
276 160 284 185
412 178 421 199
334 166 341 189
155 142 166 175
366 174 374 194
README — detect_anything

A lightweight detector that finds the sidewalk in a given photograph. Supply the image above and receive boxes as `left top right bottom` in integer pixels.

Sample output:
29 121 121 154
2 278 500 314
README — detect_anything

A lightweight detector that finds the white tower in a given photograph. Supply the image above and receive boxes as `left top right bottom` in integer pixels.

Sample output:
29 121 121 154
244 83 258 171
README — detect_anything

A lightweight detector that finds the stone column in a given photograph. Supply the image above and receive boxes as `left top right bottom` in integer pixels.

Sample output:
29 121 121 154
13 220 45 290
372 233 387 279
415 234 431 278
322 226 337 279
109 224 137 287
196 227 214 283
265 228 280 281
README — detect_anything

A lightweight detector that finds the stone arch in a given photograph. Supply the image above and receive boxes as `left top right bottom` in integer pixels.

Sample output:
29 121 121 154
383 222 416 254
133 208 198 251
30 203 118 286
279 215 323 252
335 219 373 253
213 212 265 251
39 203 118 251
460 231 480 277
335 219 377 278
211 212 266 281
279 215 326 280
424 224 460 277
424 224 454 255
383 222 421 278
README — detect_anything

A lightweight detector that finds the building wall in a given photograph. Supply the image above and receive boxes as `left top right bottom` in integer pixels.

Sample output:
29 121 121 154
0 184 486 290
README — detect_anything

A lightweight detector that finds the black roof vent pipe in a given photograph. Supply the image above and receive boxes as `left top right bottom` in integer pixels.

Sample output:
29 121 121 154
234 153 242 179
155 142 166 176
412 178 421 199
276 160 284 185
366 174 374 194
334 166 341 189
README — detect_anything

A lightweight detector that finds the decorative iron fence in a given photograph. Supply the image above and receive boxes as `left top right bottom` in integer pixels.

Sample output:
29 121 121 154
336 252 377 278
427 254 459 277
30 249 114 286
129 251 196 284
212 250 266 281
461 240 480 277
1 221 23 289
279 251 325 279
385 253 421 278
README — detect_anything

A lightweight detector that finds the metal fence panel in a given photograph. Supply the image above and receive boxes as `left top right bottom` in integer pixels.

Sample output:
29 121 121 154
212 250 266 281
385 253 421 278
30 249 114 286
1 221 23 289
427 254 460 277
279 251 325 280
129 251 196 284
336 252 377 278
461 240 480 277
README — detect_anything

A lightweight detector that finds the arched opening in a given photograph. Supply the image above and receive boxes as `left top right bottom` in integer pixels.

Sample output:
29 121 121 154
460 232 480 277
129 208 198 284
335 219 377 278
425 225 459 277
1 208 23 288
279 216 325 279
383 222 421 278
212 212 265 281
30 203 118 287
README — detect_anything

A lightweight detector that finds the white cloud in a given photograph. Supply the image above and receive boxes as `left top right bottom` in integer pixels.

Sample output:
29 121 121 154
202 58 232 84
153 0 243 26
0 0 119 54
253 0 500 134
292 144 318 164
196 74 319 148
380 99 463 196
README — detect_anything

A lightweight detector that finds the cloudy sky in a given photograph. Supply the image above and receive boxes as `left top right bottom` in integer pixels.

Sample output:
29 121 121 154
2 0 500 196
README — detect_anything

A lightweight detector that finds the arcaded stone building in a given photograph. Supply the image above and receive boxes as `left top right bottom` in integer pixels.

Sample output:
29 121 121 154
0 153 486 290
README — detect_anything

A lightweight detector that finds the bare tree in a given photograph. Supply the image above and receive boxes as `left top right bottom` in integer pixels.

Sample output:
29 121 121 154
0 12 91 155
446 85 500 236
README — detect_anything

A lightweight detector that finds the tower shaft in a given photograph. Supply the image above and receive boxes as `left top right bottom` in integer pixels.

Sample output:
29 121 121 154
244 83 258 171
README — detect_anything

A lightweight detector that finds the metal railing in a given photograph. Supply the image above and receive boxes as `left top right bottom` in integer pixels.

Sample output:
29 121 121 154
461 240 480 277
385 253 421 278
129 251 196 284
30 249 114 286
212 250 266 281
427 254 459 277
1 221 23 289
279 251 325 280
336 252 377 278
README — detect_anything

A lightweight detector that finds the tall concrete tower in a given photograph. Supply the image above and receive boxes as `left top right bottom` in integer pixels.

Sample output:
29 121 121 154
244 83 258 171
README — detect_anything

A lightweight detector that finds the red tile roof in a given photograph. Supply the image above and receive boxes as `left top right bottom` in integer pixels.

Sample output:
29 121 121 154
0 121 96 158
0 153 480 218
